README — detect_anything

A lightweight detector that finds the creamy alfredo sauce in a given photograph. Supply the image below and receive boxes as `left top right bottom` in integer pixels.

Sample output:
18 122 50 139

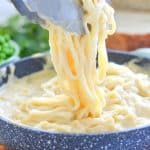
0 63 150 133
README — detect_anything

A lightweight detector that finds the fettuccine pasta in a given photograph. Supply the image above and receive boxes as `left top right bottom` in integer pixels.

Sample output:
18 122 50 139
48 0 116 117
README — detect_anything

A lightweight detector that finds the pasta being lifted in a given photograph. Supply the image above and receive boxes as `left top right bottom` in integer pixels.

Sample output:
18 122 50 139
48 0 116 117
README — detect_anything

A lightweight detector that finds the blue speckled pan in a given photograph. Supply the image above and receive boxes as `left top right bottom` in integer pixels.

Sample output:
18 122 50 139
0 51 150 150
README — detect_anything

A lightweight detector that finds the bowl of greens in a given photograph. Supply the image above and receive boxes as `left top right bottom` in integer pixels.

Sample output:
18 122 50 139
0 15 49 58
0 33 20 66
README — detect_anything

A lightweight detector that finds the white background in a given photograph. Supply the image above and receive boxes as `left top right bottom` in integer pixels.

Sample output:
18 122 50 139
0 0 17 24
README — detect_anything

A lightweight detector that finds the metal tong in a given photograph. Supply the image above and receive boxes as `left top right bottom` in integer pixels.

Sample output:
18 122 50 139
11 0 85 34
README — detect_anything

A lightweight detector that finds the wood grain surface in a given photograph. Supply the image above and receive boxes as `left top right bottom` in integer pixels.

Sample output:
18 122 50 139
106 33 150 51
0 145 7 150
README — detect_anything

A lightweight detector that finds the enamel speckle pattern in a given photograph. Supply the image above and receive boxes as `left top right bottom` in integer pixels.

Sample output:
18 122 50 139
0 119 150 150
0 52 150 150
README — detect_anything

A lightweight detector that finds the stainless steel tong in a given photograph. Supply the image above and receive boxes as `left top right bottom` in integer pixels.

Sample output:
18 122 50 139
11 0 85 34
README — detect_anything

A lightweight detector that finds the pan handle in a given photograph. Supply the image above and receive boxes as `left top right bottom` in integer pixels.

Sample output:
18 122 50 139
131 48 150 59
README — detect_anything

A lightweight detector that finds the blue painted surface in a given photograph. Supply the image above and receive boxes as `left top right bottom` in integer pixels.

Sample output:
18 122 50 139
0 52 150 150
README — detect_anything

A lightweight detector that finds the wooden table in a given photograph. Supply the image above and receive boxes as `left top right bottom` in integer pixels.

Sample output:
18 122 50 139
0 145 7 150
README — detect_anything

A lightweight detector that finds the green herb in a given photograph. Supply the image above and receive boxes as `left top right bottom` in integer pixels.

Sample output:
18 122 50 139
0 15 49 57
0 34 15 63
